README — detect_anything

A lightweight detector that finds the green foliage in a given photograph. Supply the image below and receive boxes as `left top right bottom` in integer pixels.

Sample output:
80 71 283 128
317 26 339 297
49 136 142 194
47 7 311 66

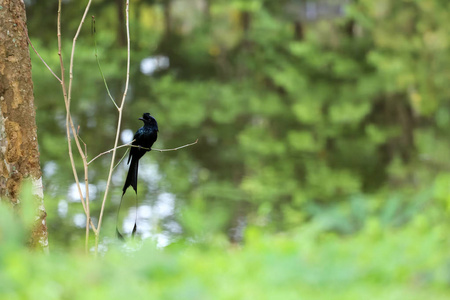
1 203 450 299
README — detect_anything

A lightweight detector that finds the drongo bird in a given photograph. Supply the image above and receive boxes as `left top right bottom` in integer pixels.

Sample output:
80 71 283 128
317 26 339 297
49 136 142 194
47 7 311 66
117 113 158 239
122 112 159 195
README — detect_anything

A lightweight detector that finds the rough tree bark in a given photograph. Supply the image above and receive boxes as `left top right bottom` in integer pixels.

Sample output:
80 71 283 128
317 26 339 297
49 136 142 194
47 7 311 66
0 0 48 250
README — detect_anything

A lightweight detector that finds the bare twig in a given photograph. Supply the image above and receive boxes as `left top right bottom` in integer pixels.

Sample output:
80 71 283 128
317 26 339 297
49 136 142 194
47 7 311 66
21 21 62 83
88 139 198 165
153 139 199 152
76 129 88 157
57 0 86 215
95 0 131 249
87 141 134 165
69 1 94 247
58 0 95 252
91 16 118 109
113 148 130 170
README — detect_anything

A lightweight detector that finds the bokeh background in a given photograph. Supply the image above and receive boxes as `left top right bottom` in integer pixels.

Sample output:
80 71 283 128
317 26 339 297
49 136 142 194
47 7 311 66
10 0 450 296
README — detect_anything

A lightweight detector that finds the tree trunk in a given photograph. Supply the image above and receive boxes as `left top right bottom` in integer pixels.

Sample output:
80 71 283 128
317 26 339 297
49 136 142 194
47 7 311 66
0 0 48 250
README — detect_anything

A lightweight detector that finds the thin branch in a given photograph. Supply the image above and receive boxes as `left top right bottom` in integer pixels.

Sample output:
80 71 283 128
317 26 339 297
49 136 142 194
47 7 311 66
21 21 62 83
84 164 90 250
87 141 134 165
113 148 130 170
69 2 95 244
67 0 93 108
58 0 95 252
57 0 87 216
96 0 131 246
88 139 198 165
92 16 118 110
76 128 88 157
153 139 199 152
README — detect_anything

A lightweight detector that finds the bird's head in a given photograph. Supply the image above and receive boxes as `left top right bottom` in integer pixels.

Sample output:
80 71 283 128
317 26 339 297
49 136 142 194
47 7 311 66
139 112 158 129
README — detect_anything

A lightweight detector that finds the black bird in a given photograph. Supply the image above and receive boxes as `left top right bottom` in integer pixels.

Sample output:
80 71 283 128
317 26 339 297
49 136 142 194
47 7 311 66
118 113 158 239
122 112 159 195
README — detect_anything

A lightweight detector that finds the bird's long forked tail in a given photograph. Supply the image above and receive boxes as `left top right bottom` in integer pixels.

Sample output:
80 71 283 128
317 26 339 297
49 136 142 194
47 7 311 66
115 193 138 240
117 156 139 239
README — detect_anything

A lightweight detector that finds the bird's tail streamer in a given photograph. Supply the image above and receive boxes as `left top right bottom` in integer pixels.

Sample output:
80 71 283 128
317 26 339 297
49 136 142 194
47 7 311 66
116 191 139 240
115 193 125 240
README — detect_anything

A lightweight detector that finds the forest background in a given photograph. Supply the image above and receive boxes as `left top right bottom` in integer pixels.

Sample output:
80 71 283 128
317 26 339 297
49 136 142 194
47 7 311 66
1 0 450 298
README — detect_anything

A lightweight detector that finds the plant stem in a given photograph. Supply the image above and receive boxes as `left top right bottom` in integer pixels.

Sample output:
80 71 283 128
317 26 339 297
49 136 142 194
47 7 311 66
95 0 131 252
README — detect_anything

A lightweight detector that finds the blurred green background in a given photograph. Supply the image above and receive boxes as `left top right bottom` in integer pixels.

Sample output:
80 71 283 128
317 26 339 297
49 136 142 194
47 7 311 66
5 0 450 297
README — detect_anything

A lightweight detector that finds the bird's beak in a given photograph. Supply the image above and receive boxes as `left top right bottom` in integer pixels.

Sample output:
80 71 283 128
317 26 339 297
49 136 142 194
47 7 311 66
138 117 144 121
